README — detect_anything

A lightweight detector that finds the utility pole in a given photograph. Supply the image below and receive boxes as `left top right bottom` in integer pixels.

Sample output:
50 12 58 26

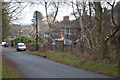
36 11 39 51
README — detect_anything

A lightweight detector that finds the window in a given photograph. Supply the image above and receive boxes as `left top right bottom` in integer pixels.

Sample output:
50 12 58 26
18 45 24 47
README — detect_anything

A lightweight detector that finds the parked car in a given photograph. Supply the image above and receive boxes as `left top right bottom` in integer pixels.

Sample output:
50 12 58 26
16 43 26 51
2 42 6 46
4 43 9 47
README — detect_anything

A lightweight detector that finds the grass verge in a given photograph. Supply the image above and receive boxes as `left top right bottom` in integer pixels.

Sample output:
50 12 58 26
0 60 2 78
30 51 118 77
2 60 19 78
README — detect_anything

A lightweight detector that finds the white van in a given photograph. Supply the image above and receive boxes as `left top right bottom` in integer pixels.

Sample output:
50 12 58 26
2 42 6 46
16 43 26 51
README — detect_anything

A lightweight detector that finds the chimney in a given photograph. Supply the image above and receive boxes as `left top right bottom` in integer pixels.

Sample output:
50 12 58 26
63 16 69 21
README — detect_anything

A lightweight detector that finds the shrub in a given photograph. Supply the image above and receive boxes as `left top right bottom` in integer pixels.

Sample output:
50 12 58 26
12 35 35 44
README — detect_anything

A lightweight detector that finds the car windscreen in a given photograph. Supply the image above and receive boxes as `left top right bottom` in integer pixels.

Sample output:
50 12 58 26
18 45 25 47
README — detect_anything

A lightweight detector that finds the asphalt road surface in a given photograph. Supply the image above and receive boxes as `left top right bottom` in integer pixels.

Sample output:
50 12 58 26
2 47 113 78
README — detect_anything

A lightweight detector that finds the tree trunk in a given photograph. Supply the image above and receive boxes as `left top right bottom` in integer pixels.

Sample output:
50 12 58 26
94 2 104 57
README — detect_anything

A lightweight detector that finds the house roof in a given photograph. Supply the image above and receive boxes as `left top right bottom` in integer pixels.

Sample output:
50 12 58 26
52 19 80 31
44 14 93 33
52 14 92 31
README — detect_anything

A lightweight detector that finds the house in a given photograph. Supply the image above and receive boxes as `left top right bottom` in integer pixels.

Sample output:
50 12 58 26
42 14 94 51
51 16 81 46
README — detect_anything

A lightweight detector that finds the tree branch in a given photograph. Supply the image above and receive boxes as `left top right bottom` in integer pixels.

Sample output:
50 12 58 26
71 1 77 19
8 3 29 22
52 2 59 23
105 1 120 44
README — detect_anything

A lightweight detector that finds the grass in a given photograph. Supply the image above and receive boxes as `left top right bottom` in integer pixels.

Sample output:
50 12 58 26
2 60 20 78
0 60 2 79
30 51 118 77
81 61 118 77
31 51 80 65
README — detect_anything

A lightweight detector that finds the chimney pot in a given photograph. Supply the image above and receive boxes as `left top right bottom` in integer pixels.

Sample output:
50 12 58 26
63 16 69 21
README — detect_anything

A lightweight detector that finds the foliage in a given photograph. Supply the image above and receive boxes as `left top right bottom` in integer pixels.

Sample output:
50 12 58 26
39 37 44 43
2 2 29 41
2 4 10 41
32 11 44 26
12 35 35 44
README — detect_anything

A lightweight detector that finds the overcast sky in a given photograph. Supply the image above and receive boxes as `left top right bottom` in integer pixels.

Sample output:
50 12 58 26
13 2 76 25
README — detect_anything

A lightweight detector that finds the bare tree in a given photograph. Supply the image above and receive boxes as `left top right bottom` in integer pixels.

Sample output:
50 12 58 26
39 1 60 28
39 1 61 50
2 2 29 40
105 1 120 44
3 2 29 23
71 1 94 51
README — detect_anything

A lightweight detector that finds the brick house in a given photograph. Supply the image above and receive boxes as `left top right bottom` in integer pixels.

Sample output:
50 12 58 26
51 16 81 46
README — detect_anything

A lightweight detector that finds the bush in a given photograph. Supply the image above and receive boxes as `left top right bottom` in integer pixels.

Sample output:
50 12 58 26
12 35 35 44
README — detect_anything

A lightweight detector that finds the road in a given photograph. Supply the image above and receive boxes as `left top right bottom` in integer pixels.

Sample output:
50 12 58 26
2 47 113 78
